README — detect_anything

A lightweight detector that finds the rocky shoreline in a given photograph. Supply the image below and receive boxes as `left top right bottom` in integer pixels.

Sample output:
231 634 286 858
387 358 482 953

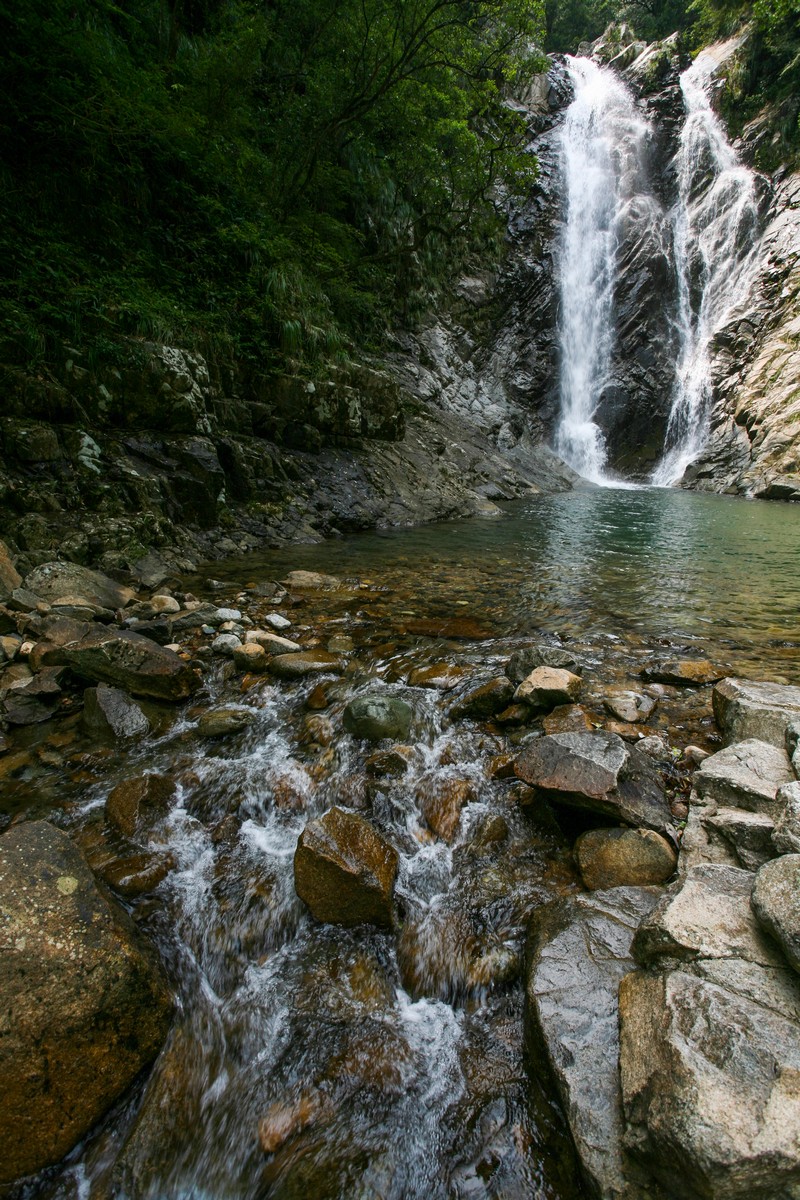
2 540 799 1196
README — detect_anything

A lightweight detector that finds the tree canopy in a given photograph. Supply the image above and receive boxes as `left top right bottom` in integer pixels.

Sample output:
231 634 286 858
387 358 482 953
0 0 545 374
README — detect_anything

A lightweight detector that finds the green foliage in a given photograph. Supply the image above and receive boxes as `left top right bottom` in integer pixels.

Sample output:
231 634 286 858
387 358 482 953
0 0 545 381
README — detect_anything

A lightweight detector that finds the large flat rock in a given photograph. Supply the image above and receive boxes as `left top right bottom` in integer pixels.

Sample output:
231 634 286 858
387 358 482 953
713 678 800 748
515 731 672 833
57 626 200 701
620 967 800 1200
0 821 172 1185
24 562 135 611
526 887 661 1200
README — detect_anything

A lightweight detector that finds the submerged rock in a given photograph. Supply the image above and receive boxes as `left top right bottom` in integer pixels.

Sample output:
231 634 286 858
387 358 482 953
106 774 175 838
713 677 800 748
294 807 398 928
575 827 677 890
514 731 671 832
269 651 345 679
418 777 477 843
0 821 172 1186
641 659 721 687
526 887 661 1200
82 684 150 740
196 707 256 738
751 855 800 973
342 695 412 741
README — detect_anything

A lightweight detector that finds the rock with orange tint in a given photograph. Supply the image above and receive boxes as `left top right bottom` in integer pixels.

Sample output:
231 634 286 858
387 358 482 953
258 1092 326 1155
294 807 398 927
543 705 593 735
419 777 477 842
106 774 175 838
449 677 515 720
407 662 469 690
514 667 581 710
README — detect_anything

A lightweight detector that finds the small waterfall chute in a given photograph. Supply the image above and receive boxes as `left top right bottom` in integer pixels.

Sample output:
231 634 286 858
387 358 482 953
652 43 761 486
554 57 658 485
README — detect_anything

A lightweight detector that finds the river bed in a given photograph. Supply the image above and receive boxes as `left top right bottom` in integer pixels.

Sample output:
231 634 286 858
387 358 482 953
15 485 800 1200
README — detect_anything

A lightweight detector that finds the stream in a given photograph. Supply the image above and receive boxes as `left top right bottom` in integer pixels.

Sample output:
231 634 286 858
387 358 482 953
12 484 800 1200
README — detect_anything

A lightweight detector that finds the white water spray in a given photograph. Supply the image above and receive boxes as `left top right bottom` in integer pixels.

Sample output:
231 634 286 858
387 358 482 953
652 43 761 485
555 57 657 484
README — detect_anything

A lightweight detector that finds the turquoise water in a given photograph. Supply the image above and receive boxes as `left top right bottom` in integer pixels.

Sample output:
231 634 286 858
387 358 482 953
209 486 800 680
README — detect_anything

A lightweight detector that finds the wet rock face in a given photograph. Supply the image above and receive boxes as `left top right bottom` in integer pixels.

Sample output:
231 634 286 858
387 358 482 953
514 731 671 833
293 807 398 928
0 821 172 1186
82 683 150 739
342 695 413 741
57 626 200 701
526 887 662 1200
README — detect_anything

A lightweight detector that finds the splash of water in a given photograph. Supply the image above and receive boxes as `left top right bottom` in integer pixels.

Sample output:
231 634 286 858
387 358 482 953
652 45 761 486
555 57 656 485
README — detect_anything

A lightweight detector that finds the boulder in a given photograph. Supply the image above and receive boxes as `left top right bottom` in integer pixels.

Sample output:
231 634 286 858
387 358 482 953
418 777 477 842
514 666 582 709
282 570 341 590
58 627 200 701
603 690 656 724
294 807 398 927
0 539 22 601
269 651 345 679
24 562 135 611
575 828 677 890
196 707 256 738
773 782 800 855
641 659 721 687
713 678 800 748
526 887 661 1200
620 967 800 1200
702 807 776 871
694 739 794 819
632 864 786 971
343 695 413 741
106 774 175 838
751 855 800 973
448 676 515 720
0 822 172 1185
507 644 581 683
82 684 150 740
514 731 671 833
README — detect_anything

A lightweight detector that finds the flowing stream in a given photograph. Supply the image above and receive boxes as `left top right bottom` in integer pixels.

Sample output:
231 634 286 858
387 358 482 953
21 487 800 1200
554 58 658 483
652 42 761 485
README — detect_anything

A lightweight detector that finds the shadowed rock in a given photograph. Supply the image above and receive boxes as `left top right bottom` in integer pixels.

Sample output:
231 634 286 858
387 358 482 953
58 627 200 701
751 855 800 973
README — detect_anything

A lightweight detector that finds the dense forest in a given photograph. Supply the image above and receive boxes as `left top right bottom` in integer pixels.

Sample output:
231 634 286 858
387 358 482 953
1 0 797 384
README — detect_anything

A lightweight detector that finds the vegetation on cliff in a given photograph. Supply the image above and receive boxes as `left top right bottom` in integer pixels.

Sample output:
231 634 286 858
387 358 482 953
0 0 545 377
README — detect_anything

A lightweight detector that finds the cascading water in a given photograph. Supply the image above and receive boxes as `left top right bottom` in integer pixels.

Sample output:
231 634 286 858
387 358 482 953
652 42 761 486
555 57 659 484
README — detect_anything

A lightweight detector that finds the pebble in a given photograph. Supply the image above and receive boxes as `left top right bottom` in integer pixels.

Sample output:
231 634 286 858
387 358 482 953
214 608 243 622
265 613 292 630
211 634 242 657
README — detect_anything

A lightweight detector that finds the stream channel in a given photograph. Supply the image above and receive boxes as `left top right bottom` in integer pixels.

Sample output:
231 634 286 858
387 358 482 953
23 484 800 1200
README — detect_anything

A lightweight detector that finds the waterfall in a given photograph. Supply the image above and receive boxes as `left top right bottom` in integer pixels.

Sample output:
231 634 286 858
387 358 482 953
652 45 761 486
554 57 657 484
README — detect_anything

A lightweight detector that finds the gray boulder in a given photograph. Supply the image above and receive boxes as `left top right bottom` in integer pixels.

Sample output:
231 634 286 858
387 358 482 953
526 887 661 1200
620 966 800 1200
82 684 150 740
343 695 413 741
703 807 776 871
24 562 135 611
514 731 672 833
713 678 800 748
0 822 172 1186
507 644 581 683
632 864 786 971
58 627 200 701
773 782 800 854
694 739 794 819
751 855 800 973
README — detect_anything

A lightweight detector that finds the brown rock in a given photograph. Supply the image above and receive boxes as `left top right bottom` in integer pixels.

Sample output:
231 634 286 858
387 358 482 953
365 746 413 778
233 642 269 672
515 666 582 709
106 774 175 838
306 682 331 710
449 676 515 720
0 821 172 1185
418 778 477 842
407 662 469 690
259 1091 326 1155
575 828 677 890
269 651 345 679
98 851 174 898
641 659 721 687
294 807 398 927
542 704 593 735
0 539 22 601
282 570 342 590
